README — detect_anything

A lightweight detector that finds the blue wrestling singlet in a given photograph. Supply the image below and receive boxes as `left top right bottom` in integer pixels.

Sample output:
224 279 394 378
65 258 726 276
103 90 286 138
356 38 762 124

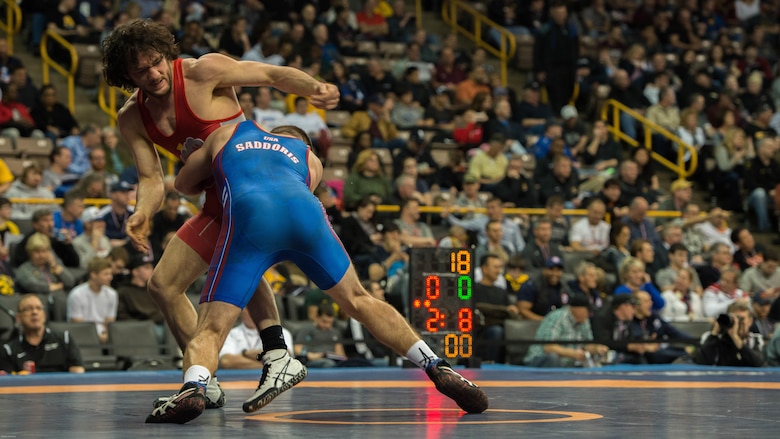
202 121 350 308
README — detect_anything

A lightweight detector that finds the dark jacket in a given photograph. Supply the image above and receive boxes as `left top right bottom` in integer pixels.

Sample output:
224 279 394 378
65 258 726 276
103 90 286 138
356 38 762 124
694 331 765 367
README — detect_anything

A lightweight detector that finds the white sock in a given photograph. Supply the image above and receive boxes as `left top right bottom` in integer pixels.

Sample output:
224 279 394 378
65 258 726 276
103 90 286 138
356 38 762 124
183 365 211 388
405 340 439 369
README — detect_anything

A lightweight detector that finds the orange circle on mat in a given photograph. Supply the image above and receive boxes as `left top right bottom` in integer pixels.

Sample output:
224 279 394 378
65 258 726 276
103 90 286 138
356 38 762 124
248 408 603 425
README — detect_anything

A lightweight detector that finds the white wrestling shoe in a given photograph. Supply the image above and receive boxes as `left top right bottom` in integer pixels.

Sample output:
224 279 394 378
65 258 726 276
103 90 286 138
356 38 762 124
242 349 308 413
153 376 226 409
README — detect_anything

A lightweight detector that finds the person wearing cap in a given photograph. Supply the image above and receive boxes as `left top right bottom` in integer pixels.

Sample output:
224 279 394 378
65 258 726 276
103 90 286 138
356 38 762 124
743 137 780 232
116 255 164 328
523 294 608 367
739 249 780 297
629 290 690 364
694 300 765 367
743 101 777 144
516 255 567 321
72 206 110 269
516 80 553 137
657 180 693 227
560 105 587 156
591 295 643 364
750 292 775 339
464 133 508 188
98 181 135 246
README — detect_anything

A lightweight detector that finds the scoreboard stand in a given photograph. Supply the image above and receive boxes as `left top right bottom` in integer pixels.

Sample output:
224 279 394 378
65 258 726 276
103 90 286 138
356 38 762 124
408 248 481 368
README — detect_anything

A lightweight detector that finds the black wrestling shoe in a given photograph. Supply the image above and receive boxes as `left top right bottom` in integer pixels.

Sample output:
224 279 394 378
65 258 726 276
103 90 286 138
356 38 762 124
425 359 489 414
145 382 207 424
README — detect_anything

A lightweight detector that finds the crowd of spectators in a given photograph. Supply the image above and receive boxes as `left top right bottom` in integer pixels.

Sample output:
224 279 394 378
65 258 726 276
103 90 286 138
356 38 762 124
3 0 780 372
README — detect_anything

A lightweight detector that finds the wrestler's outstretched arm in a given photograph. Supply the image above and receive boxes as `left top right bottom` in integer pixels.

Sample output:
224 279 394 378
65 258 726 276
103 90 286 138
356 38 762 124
174 125 234 196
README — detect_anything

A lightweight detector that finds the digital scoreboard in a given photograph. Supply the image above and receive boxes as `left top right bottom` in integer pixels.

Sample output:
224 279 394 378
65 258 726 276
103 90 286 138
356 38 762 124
409 248 474 361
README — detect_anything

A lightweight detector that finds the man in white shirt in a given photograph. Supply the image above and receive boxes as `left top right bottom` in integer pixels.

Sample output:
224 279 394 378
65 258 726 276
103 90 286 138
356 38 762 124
694 208 735 253
66 257 118 343
569 198 610 254
280 96 330 150
219 308 294 369
252 87 286 130
702 267 749 318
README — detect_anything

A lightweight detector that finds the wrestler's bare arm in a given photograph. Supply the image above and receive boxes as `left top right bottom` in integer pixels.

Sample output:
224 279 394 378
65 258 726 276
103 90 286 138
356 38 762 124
307 149 323 192
187 53 339 109
174 126 233 196
117 98 165 249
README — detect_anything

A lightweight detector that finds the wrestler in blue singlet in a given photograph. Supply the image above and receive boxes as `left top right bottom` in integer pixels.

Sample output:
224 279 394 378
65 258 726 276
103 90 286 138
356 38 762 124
202 121 350 308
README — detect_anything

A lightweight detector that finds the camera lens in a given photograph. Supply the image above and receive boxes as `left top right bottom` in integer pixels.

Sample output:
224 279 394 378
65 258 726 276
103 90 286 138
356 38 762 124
717 313 734 329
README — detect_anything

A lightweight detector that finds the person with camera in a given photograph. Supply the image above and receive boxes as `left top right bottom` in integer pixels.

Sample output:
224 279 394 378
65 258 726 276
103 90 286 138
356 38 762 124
693 300 765 367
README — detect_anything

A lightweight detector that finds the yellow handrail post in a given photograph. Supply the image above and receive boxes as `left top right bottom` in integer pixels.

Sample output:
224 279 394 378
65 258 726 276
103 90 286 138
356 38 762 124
1 0 22 55
40 30 78 114
415 0 422 29
644 123 652 150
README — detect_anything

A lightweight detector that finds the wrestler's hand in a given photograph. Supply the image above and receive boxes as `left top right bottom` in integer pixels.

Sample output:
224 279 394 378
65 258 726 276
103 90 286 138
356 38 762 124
126 211 151 252
310 83 340 110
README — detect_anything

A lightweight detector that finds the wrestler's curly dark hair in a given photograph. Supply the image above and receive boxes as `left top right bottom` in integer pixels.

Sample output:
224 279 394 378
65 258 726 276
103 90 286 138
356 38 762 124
271 125 313 148
101 19 180 91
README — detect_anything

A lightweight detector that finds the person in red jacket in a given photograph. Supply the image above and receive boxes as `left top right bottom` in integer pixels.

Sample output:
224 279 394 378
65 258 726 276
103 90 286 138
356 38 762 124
0 82 43 138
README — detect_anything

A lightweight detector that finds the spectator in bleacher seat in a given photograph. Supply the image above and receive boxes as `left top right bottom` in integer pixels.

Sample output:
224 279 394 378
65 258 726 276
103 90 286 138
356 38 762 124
524 294 607 367
658 180 693 227
545 196 570 249
743 136 780 232
178 20 215 59
570 198 610 255
280 96 331 153
0 37 22 83
656 242 703 294
392 130 438 183
454 65 491 108
632 147 661 198
437 224 469 249
443 196 525 256
675 108 707 164
432 47 466 92
75 172 107 200
522 218 563 270
565 261 605 312
237 89 256 123
390 86 425 129
591 295 643 364
391 43 434 82
629 290 690 364
695 208 735 254
538 155 580 208
400 66 433 110
116 254 164 325
217 15 251 60
15 233 76 321
436 149 466 193
712 127 750 213
643 70 671 106
622 197 662 247
72 206 110 269
731 227 766 272
341 93 404 150
492 154 537 208
615 256 665 311
474 220 511 266
450 174 483 214
0 82 44 139
675 204 709 261
740 70 773 117
61 123 103 176
0 196 20 254
294 303 346 368
311 24 340 74
503 254 530 297
646 86 680 136
630 237 660 280
660 265 706 322
82 148 120 195
66 257 117 344
744 103 777 144
251 87 286 130
515 81 552 137
532 0 578 113
695 242 734 291
219 308 295 369
650 223 685 279
0 294 84 373
473 254 517 363
339 197 382 265
393 159 432 205
465 133 508 190
106 246 129 289
482 98 524 148
393 198 435 247
41 146 76 196
363 59 397 98
560 105 588 158
364 222 408 290
702 266 749 318
13 208 79 268
328 5 359 56
607 69 650 142
100 126 126 175
517 256 572 320
739 249 780 296
532 122 567 162
6 164 55 222
329 61 366 113
53 190 85 241
356 0 389 41
580 0 611 38
694 300 765 367
750 293 775 339
9 66 37 111
385 0 414 42
150 191 188 258
98 181 134 247
593 178 629 221
342 149 392 210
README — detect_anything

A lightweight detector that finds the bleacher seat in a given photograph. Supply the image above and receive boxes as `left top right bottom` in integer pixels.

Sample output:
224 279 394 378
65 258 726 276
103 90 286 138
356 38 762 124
379 41 406 58
327 145 351 167
325 111 351 127
357 41 378 56
3 157 28 177
672 321 713 341
16 137 54 158
515 34 535 71
430 149 451 168
563 251 594 274
322 166 347 183
108 321 170 370
504 319 541 364
48 321 118 371
0 136 16 157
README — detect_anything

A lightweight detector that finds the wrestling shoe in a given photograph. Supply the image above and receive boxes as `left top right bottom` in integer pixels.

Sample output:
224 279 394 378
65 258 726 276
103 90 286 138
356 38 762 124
153 376 226 410
425 359 489 414
242 349 308 413
145 382 207 424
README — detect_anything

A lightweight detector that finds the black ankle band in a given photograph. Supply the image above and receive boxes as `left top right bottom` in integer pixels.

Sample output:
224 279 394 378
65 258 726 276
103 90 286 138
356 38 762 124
259 325 287 352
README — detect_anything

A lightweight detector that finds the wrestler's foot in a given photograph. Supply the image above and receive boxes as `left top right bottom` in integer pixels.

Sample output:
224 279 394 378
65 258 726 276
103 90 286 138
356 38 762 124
425 358 489 414
145 382 206 424
153 376 225 409
242 349 308 413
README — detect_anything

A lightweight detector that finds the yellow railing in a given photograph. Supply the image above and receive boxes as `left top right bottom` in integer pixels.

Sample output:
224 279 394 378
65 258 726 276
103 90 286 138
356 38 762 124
376 205 682 219
8 197 199 215
601 99 698 179
98 81 179 176
441 0 515 87
0 0 22 55
40 30 78 114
